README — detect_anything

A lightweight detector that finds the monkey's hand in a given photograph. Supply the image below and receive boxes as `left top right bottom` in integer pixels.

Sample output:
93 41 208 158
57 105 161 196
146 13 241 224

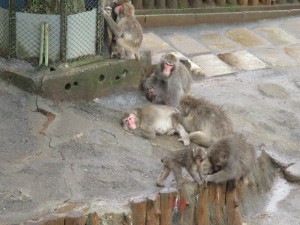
178 136 190 146
102 9 110 18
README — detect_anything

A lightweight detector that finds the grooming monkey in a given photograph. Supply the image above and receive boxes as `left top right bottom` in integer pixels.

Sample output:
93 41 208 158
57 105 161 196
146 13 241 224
122 104 190 146
103 2 143 60
206 134 256 184
142 53 193 107
179 94 233 148
156 147 207 188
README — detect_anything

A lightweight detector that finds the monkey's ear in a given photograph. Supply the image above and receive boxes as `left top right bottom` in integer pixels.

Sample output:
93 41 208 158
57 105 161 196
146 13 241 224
132 110 138 115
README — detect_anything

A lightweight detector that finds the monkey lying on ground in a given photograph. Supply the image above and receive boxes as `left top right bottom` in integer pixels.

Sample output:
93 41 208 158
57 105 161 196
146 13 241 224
156 147 207 188
179 94 233 148
103 2 143 60
142 53 192 107
122 104 190 146
205 134 256 186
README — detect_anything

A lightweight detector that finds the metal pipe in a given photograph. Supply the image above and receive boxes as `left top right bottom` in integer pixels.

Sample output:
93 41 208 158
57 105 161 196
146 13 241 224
44 22 49 67
39 23 45 66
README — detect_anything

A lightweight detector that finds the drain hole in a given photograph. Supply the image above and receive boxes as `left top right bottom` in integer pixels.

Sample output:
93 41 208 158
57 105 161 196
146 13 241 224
115 76 120 80
50 67 56 71
99 74 105 82
122 70 128 78
65 83 71 90
74 81 78 86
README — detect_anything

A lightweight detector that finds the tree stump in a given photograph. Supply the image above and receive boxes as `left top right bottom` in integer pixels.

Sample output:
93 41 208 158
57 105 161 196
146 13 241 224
86 212 99 225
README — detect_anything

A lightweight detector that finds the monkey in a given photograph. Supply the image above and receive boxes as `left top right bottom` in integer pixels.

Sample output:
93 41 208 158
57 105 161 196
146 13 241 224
178 94 233 148
122 104 190 146
102 2 143 60
156 147 207 188
142 53 193 107
205 134 256 186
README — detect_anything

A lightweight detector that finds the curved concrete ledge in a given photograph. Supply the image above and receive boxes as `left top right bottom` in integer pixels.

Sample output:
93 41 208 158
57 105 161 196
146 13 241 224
137 7 300 27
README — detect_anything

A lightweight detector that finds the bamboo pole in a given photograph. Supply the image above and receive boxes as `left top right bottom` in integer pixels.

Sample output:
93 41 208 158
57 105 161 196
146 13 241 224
39 23 45 66
44 22 49 67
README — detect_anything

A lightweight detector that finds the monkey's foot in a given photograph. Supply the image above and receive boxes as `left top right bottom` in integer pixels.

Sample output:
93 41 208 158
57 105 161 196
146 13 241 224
167 129 176 135
178 137 190 146
156 182 165 187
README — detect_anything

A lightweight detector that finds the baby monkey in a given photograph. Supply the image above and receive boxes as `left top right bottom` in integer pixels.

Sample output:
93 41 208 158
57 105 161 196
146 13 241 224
156 147 207 188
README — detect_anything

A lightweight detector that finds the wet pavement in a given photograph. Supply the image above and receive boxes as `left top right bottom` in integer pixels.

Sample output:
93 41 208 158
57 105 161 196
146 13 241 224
1 15 300 225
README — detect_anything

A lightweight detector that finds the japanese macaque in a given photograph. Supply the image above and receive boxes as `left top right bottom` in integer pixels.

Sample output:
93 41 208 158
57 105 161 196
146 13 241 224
179 94 233 148
103 2 143 60
156 147 207 188
142 53 193 107
205 134 256 185
122 104 190 146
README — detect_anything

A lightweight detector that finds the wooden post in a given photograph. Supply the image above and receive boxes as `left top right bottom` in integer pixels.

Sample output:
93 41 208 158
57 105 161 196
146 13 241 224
146 194 161 225
248 0 259 5
86 212 99 225
43 214 65 225
155 0 167 9
166 0 178 8
238 0 248 5
188 0 202 7
215 0 226 6
261 0 271 4
131 196 148 225
143 0 155 9
225 182 243 225
159 188 177 225
196 186 208 225
132 0 143 9
177 0 190 8
65 211 86 225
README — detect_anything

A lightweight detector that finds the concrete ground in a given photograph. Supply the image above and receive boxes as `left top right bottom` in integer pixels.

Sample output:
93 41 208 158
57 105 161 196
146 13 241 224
1 15 300 224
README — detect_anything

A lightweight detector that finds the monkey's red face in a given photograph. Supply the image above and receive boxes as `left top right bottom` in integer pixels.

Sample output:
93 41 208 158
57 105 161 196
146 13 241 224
163 62 174 77
114 4 124 14
123 113 137 130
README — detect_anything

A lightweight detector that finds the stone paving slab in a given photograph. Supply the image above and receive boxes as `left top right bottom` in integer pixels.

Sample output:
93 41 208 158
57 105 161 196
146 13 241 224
251 47 298 67
165 34 210 55
225 28 270 47
255 26 299 46
284 44 300 64
199 33 241 52
280 18 300 39
218 50 268 71
191 54 236 77
142 32 174 54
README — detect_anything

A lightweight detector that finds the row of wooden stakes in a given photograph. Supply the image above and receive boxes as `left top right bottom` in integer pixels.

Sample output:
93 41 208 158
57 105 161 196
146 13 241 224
22 182 243 225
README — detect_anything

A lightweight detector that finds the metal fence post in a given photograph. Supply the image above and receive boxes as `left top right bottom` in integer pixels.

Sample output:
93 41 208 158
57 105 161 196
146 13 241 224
8 0 16 59
97 0 104 55
60 0 67 62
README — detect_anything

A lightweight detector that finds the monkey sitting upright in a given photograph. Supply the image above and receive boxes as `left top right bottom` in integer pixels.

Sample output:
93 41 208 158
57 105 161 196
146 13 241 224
122 104 190 146
205 134 256 185
142 53 192 107
156 147 207 188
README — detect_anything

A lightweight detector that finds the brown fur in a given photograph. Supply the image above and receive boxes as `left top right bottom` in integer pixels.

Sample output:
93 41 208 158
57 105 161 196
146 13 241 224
156 147 207 188
179 94 233 147
206 134 256 185
142 53 192 107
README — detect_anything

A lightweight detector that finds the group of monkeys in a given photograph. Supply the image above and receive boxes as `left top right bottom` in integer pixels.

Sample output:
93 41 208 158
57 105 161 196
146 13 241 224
102 0 256 189
122 52 256 189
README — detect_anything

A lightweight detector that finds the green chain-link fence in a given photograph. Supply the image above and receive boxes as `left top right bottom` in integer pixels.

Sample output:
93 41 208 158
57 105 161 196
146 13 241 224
0 0 105 65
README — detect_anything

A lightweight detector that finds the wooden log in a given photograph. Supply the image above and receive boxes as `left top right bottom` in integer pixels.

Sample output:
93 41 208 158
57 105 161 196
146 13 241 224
238 0 248 5
215 0 226 6
166 0 179 8
248 0 259 5
132 0 144 9
143 0 155 9
177 0 190 8
65 211 86 225
188 0 202 7
43 214 64 225
159 188 177 225
155 0 167 9
146 194 161 225
86 212 99 225
195 186 208 225
225 182 243 225
131 196 148 225
177 184 197 225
